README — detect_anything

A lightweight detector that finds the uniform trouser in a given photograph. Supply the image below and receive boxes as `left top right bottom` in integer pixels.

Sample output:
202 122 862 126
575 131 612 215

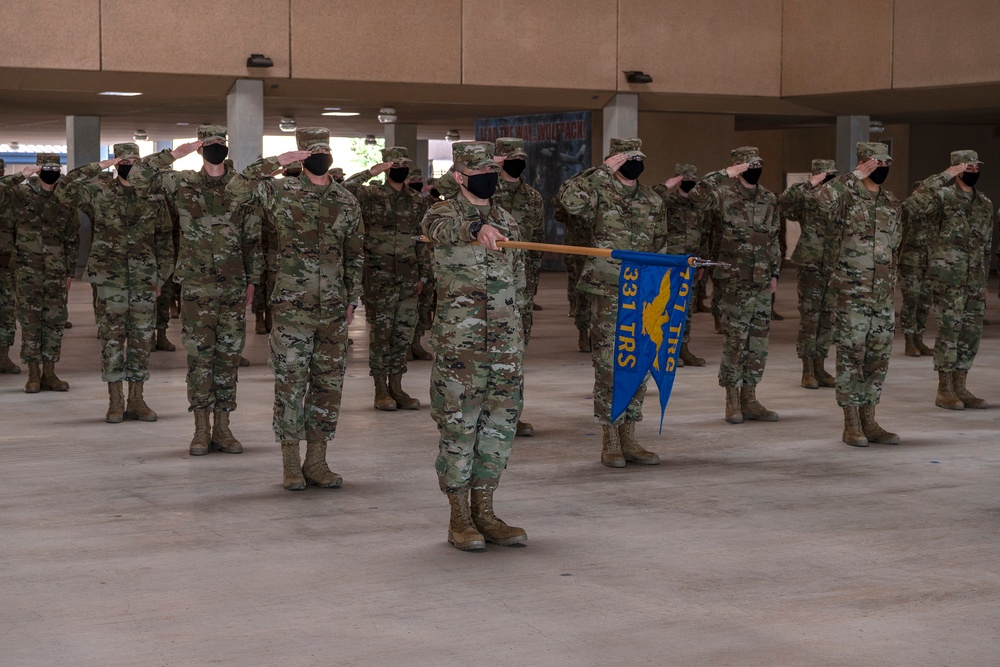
710 274 727 319
431 348 523 490
796 266 835 359
414 276 436 340
718 280 771 388
16 266 68 364
566 255 584 316
522 253 540 343
694 270 708 304
367 279 419 376
932 281 985 373
0 263 16 347
590 293 647 425
834 295 894 407
180 285 245 412
155 279 177 330
95 284 156 382
899 261 932 335
252 269 275 315
270 302 348 443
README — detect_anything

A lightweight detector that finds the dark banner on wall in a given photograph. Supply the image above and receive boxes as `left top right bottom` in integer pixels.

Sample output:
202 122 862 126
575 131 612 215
476 111 592 270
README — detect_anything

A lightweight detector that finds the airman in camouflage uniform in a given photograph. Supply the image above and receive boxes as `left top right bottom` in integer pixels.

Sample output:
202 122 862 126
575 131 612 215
152 203 181 352
559 137 665 468
406 167 425 194
130 125 261 456
555 197 592 352
494 137 544 437
654 163 710 368
778 158 839 390
57 143 173 422
0 158 20 375
908 150 992 410
898 181 936 357
0 153 78 393
228 127 363 491
328 167 345 184
689 147 781 425
344 146 430 411
422 140 527 551
815 142 901 446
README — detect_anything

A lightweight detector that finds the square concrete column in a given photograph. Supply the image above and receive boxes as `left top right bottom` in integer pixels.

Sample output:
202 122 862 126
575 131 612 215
384 124 418 161
603 94 638 159
66 115 101 274
836 115 870 174
227 79 264 172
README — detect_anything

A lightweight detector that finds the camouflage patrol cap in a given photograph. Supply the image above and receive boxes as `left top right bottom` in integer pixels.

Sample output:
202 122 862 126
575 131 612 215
609 137 645 159
197 125 228 146
731 146 763 165
675 163 697 178
296 127 330 152
408 167 424 179
328 167 344 178
856 142 891 163
381 146 413 165
36 153 62 168
811 159 837 174
496 137 528 158
113 142 140 161
950 149 983 166
451 141 500 171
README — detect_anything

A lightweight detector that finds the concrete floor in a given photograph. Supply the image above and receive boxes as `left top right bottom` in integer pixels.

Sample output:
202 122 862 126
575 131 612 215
2 273 999 666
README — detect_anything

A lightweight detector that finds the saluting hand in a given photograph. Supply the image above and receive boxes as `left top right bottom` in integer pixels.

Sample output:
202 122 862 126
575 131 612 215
664 175 684 189
171 141 203 160
725 163 750 179
369 162 392 175
604 154 628 172
277 151 312 166
99 158 121 169
21 165 41 177
477 224 508 252
945 163 970 179
853 158 879 180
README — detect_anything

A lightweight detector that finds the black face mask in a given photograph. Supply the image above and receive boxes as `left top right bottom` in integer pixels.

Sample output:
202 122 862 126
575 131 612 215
201 144 229 165
502 159 526 179
430 188 440 199
618 159 644 181
463 172 499 200
679 179 696 193
333 177 343 183
388 166 410 184
117 164 133 181
39 170 61 185
742 167 762 185
960 171 980 188
408 181 423 192
868 166 889 184
303 153 333 176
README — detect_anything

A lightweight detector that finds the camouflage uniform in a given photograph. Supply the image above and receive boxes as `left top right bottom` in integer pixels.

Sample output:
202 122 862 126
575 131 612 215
0 154 79 392
815 142 901 445
130 126 261 453
227 127 363 489
251 203 277 334
422 141 526 550
898 184 936 350
654 163 710 366
778 159 838 389
344 146 430 410
0 158 20 374
908 150 993 409
559 138 665 467
689 147 781 423
153 201 181 349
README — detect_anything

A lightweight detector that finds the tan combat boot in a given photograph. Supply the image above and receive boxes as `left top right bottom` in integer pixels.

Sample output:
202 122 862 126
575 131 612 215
903 333 920 357
106 382 125 423
814 356 836 387
125 382 157 422
713 313 724 335
600 425 626 468
859 405 900 444
210 411 243 453
471 484 527 545
445 487 486 551
373 374 397 411
842 406 868 447
577 327 591 353
410 340 433 361
800 358 819 389
935 371 964 410
281 440 306 490
155 328 176 352
24 363 41 393
953 370 988 409
388 374 420 410
725 386 743 424
515 420 534 437
189 409 212 456
302 440 343 487
0 345 21 374
40 361 69 391
740 385 778 421
679 343 706 367
254 310 267 334
914 333 934 356
619 419 660 464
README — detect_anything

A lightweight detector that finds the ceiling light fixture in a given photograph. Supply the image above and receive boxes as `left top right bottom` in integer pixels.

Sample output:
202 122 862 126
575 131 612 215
377 107 397 124
279 118 297 133
99 91 142 97
869 120 885 135
176 122 190 126
445 129 460 142
322 111 360 117
133 129 148 141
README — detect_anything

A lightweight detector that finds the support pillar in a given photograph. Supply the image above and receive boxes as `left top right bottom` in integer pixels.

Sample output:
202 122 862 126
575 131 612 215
602 93 638 159
66 115 101 275
384 123 418 161
227 79 264 172
415 139 429 179
836 115 870 174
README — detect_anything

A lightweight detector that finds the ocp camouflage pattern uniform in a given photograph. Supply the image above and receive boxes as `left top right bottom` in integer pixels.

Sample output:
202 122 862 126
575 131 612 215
251 201 277 330
908 150 993 409
555 198 592 346
898 186 935 344
0 158 19 373
153 198 181 348
227 127 363 489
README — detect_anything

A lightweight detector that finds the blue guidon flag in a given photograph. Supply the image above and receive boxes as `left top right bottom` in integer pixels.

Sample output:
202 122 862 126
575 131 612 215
611 250 695 430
